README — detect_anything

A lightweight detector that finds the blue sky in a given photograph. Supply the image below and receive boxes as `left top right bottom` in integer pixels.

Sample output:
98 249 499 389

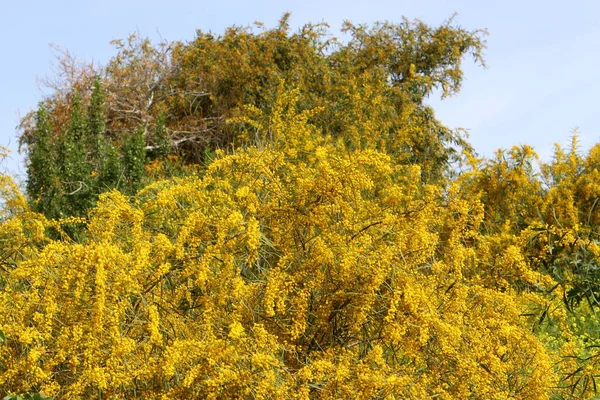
2 0 599 181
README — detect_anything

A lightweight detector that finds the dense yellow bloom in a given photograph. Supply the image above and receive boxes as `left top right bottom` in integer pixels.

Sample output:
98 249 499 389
0 128 563 398
9 97 600 398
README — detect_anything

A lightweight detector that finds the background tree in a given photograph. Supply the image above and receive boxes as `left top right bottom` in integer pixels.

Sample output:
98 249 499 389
26 105 60 218
24 81 148 223
20 13 487 211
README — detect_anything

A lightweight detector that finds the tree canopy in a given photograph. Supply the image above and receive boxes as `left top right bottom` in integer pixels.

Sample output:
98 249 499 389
20 13 487 222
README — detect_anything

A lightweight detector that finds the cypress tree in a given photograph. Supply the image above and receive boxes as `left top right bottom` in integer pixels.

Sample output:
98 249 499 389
122 126 146 195
87 76 106 165
58 93 92 216
26 104 60 217
86 77 121 191
98 143 121 191
153 112 171 158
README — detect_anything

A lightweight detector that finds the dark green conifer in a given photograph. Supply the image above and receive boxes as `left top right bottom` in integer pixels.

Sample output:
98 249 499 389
26 104 60 218
122 126 146 195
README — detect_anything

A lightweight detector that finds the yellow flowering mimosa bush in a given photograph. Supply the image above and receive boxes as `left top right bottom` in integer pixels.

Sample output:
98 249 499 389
9 13 600 398
0 116 562 398
455 136 600 399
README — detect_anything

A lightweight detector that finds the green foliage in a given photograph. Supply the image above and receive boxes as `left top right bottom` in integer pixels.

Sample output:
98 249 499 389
58 93 93 217
121 126 147 195
151 112 171 158
25 81 153 221
86 76 107 163
26 105 60 218
97 142 121 191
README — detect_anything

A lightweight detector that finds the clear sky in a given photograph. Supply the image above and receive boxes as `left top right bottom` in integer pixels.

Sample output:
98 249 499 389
2 0 599 181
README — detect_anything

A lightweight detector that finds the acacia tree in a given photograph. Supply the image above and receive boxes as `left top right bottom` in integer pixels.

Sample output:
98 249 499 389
166 14 486 180
0 93 558 398
21 14 487 215
10 13 600 400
